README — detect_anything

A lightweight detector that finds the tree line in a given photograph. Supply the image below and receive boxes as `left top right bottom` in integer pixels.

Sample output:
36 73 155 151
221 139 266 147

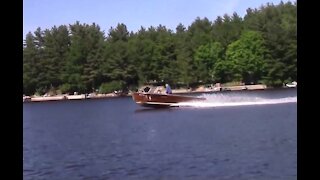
23 1 296 95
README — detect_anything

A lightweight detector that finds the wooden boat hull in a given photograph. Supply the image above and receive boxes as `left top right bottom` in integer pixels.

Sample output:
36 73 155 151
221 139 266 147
132 92 206 108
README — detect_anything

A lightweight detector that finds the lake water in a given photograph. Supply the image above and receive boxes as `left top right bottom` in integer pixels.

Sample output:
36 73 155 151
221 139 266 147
23 88 297 180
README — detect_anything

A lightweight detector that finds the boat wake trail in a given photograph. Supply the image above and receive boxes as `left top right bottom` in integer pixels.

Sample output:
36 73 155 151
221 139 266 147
174 94 297 108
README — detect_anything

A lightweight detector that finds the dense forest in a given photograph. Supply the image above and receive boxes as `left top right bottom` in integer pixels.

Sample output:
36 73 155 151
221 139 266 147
23 1 296 95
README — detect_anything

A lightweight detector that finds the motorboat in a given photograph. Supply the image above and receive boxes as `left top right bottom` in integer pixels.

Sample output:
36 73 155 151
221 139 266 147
132 85 206 108
286 81 297 88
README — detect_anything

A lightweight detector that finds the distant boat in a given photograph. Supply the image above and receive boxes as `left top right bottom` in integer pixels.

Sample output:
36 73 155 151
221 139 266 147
23 96 31 102
132 85 206 108
286 81 297 88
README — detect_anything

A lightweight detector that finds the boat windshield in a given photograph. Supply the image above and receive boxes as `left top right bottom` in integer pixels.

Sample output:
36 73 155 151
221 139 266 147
138 86 161 94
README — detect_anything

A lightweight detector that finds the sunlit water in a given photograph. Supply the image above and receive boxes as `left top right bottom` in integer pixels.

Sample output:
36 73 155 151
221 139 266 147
23 88 297 180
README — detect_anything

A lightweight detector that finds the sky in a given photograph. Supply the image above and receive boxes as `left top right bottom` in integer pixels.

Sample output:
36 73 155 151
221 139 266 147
23 0 293 38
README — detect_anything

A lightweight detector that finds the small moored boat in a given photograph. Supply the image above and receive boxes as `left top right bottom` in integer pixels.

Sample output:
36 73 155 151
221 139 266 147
285 81 297 88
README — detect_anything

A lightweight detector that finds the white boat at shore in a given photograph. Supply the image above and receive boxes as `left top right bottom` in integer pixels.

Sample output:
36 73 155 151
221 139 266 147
285 81 297 88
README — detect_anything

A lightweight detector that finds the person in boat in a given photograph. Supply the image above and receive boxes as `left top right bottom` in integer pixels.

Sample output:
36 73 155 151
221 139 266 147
165 84 172 94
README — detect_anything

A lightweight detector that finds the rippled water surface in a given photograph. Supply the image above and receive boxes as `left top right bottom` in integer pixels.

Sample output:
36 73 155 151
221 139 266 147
23 88 297 179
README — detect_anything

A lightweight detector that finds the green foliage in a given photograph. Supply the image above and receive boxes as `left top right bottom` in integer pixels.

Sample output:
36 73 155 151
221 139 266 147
212 13 244 49
226 31 267 84
99 81 123 94
212 60 234 83
194 42 224 82
35 87 47 96
23 1 296 94
59 84 72 94
243 1 297 84
188 17 213 50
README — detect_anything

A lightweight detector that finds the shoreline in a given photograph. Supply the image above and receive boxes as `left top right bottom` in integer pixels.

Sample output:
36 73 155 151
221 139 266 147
23 84 294 103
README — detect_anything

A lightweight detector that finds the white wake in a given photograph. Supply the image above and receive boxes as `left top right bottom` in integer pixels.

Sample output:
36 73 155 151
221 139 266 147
174 94 297 108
